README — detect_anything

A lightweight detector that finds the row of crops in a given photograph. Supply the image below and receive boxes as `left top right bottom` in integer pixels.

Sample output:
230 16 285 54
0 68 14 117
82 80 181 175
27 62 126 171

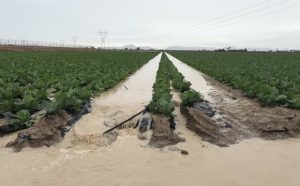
170 51 300 109
0 51 157 130
148 54 201 116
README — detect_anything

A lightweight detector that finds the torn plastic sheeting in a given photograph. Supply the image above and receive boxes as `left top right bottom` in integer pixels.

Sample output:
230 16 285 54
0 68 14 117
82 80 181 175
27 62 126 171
60 101 92 136
193 101 215 117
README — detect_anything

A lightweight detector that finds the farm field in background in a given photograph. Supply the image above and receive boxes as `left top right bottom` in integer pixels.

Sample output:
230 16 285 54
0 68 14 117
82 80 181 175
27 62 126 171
170 51 300 108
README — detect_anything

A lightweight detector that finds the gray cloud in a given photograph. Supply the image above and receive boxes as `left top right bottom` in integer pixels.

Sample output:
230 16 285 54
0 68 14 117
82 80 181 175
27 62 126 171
0 0 299 49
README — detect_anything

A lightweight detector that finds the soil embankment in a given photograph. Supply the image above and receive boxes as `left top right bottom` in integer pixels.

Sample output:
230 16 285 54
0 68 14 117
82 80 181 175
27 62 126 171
6 111 70 152
149 115 185 147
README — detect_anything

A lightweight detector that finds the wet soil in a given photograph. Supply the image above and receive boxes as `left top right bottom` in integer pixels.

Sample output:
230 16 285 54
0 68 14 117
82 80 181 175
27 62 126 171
180 99 299 147
149 115 185 148
204 75 300 140
181 107 237 147
0 118 7 126
166 52 300 146
6 111 71 152
0 118 10 137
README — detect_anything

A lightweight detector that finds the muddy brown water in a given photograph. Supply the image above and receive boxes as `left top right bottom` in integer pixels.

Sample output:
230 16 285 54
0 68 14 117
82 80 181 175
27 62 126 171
63 52 162 147
1 52 300 186
165 53 213 100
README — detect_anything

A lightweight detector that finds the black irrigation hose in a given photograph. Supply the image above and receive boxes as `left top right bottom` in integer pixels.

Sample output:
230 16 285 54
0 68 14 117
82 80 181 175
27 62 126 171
103 107 148 134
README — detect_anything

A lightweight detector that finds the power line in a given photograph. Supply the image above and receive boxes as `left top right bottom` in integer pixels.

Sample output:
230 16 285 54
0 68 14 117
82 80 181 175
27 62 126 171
133 0 275 40
110 0 295 42
72 36 78 48
154 0 292 40
161 3 300 41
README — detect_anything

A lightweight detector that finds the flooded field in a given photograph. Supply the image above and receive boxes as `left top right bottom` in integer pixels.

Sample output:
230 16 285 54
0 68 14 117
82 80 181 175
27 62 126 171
166 53 212 100
63 53 162 147
1 53 300 186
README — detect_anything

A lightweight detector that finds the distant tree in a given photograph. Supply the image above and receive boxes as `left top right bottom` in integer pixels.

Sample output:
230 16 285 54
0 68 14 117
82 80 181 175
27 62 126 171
215 49 225 52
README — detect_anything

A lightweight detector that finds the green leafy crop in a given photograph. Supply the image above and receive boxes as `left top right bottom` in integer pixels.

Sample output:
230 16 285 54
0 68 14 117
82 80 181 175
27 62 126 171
180 90 202 107
148 54 201 115
148 55 174 116
170 51 300 109
9 110 32 130
0 50 157 125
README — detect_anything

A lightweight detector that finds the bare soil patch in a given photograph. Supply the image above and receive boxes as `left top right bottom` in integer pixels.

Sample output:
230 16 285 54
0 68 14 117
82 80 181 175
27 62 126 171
0 118 9 136
181 106 239 147
6 111 71 152
149 115 185 148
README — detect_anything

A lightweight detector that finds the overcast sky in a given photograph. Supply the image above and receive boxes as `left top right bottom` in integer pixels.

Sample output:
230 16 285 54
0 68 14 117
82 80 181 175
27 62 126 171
0 0 300 49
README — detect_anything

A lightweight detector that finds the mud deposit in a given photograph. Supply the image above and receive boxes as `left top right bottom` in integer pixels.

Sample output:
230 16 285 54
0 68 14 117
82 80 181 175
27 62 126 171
6 111 71 152
149 115 185 148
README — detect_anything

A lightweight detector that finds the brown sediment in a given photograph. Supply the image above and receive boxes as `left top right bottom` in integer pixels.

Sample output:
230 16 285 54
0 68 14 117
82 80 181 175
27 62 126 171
167 52 300 146
198 68 300 138
206 82 300 140
6 111 71 152
181 107 234 147
0 118 7 126
149 114 185 148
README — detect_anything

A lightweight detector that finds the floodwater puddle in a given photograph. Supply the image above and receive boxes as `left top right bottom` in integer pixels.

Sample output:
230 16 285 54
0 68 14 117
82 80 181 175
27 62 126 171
165 52 213 100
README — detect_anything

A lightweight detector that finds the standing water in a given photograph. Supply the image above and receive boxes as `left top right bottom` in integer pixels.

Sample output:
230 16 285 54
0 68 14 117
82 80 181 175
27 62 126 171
165 52 213 100
63 53 162 146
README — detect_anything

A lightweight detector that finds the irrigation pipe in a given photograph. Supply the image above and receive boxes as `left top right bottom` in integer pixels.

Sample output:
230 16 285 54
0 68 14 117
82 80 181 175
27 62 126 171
103 107 148 134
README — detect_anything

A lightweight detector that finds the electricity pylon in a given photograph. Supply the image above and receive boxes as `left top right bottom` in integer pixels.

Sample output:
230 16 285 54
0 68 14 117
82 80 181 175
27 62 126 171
72 36 78 48
98 30 108 49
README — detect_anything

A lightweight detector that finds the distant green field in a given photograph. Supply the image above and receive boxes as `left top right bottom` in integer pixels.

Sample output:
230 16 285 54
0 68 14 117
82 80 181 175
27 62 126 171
170 51 300 109
0 51 156 129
